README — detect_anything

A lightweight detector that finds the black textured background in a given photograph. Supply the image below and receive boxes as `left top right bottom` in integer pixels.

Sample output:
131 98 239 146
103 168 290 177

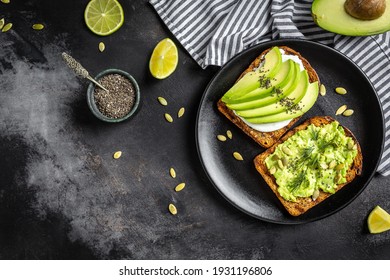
0 0 389 259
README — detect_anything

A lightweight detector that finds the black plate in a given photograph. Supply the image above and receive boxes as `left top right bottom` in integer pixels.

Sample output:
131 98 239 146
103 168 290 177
196 39 384 224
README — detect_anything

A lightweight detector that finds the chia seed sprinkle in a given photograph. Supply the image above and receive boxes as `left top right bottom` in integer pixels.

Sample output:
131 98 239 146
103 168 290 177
94 74 135 119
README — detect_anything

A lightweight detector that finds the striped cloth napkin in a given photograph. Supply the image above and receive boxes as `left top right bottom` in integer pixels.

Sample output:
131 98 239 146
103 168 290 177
150 0 390 175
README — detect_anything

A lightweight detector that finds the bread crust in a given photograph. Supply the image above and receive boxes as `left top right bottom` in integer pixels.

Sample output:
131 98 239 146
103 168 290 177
253 116 363 216
217 46 320 148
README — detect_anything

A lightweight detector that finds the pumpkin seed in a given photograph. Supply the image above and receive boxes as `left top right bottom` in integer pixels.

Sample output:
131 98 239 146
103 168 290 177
335 163 344 170
329 160 337 169
277 159 284 169
334 173 343 184
233 152 243 161
319 84 326 96
312 189 320 201
113 151 122 159
217 134 227 141
226 130 232 139
271 154 279 161
335 87 347 95
169 167 176 178
343 109 354 116
348 141 355 150
175 182 186 192
157 97 168 106
32 23 44 30
281 156 288 167
269 166 276 175
1 22 12 32
335 105 347 115
98 42 105 52
282 146 293 156
178 107 185 118
164 113 173 123
0 18 5 30
168 203 177 215
1 0 10 4
320 162 328 169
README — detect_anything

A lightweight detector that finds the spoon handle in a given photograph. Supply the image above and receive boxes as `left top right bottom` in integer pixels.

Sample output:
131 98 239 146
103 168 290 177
87 76 109 92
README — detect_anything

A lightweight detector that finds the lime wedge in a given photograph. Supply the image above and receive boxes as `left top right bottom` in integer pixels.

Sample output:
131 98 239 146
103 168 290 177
84 0 124 36
367 206 390 234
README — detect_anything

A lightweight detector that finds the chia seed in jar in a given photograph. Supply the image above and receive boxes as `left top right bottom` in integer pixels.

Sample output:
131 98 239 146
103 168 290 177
94 74 135 119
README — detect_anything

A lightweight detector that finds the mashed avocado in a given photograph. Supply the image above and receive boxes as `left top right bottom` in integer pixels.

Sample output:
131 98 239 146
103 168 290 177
265 121 358 202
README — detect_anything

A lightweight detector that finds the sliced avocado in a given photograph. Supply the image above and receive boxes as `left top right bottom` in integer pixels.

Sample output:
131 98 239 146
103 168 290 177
221 47 282 101
228 60 299 110
312 0 390 36
228 60 306 110
226 59 294 104
244 81 319 124
235 70 309 118
260 46 283 77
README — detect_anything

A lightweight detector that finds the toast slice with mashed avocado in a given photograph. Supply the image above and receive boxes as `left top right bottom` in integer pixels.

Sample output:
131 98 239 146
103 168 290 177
217 46 320 148
253 116 363 216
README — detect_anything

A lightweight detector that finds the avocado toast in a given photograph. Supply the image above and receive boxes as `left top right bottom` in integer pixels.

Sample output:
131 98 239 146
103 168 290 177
217 46 320 148
254 116 363 216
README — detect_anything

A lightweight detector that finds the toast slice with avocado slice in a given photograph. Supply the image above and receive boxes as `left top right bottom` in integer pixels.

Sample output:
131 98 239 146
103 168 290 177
217 46 320 148
253 116 363 216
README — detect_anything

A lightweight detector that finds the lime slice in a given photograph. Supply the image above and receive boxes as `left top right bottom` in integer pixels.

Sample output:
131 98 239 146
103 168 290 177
367 206 390 234
149 38 178 79
84 0 124 36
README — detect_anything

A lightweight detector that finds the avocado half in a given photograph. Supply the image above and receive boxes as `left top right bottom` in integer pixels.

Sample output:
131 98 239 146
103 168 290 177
312 0 390 36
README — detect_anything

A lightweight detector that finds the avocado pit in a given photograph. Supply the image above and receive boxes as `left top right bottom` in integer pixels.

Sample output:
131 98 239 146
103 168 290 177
344 0 386 20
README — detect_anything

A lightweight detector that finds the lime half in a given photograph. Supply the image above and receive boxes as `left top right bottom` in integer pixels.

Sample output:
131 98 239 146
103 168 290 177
149 38 178 79
84 0 124 36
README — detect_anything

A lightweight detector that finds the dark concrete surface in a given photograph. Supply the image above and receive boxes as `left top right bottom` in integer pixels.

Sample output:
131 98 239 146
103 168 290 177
0 0 389 260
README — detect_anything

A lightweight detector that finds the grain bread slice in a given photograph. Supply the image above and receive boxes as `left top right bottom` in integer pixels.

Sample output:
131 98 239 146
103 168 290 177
253 116 363 216
217 46 320 148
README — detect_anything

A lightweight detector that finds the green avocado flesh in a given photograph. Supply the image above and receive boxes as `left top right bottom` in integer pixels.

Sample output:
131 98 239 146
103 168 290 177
265 121 358 202
227 60 298 106
222 47 282 101
234 66 307 116
221 47 319 124
227 59 294 105
245 81 318 123
312 0 390 36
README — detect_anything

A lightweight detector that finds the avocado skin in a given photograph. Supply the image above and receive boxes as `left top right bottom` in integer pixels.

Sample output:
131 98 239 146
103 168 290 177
312 0 390 36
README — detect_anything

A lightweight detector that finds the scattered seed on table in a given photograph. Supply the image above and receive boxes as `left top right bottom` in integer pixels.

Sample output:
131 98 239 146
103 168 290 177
158 96 168 106
177 107 185 118
0 18 5 30
168 203 177 215
169 167 176 178
175 183 186 192
99 42 105 52
226 130 233 139
217 135 227 141
1 0 10 4
32 23 44 30
2 22 12 32
113 151 122 159
335 87 347 95
319 84 326 96
233 152 243 161
164 113 173 123
335 104 347 115
343 109 354 116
